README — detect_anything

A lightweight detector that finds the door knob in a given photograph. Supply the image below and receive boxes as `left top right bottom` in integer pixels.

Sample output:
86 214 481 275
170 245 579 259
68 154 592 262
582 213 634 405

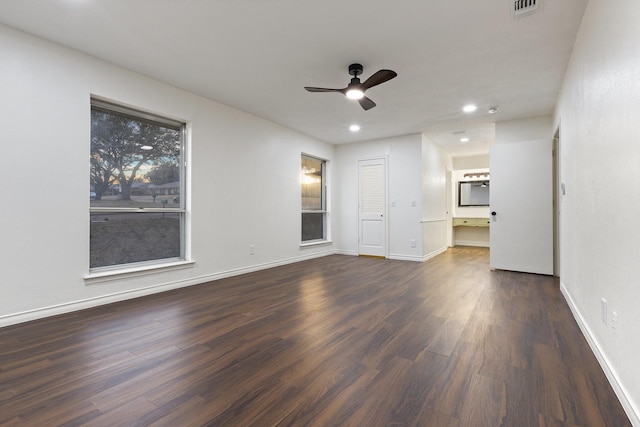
491 211 497 216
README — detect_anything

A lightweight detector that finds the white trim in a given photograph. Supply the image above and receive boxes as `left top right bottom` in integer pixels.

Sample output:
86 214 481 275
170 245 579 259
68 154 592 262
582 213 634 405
388 254 424 262
422 246 448 262
454 240 490 248
388 246 447 263
1 250 336 328
90 207 186 213
2 277 202 328
300 240 333 248
335 249 358 256
560 282 640 426
85 260 195 284
420 218 447 223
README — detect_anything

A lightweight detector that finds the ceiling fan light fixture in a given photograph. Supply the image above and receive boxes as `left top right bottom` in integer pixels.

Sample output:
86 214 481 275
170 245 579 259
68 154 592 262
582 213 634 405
346 88 365 100
304 64 397 110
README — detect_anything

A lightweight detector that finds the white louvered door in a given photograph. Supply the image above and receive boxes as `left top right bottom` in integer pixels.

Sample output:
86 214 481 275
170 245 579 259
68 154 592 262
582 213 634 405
358 158 387 257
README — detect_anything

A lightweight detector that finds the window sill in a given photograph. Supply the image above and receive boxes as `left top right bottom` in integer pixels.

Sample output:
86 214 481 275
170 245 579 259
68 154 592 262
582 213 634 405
300 240 332 248
84 260 195 284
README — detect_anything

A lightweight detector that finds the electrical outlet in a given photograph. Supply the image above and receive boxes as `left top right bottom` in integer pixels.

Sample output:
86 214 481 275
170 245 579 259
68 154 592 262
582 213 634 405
249 245 255 255
611 311 618 336
601 298 608 325
410 239 416 248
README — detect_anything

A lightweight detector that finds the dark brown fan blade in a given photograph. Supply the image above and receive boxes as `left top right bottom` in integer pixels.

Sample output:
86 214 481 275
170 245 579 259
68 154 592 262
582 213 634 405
358 96 376 111
361 70 397 90
304 87 347 93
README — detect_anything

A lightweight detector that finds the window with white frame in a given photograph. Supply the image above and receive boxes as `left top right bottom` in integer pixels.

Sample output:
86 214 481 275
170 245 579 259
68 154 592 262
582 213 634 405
89 99 186 269
301 154 327 242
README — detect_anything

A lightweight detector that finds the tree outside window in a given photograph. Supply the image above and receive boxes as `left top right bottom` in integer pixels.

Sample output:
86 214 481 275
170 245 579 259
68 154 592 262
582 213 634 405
89 100 186 269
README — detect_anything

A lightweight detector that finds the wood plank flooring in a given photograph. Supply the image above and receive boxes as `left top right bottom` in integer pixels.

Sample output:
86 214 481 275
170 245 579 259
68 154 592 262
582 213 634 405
0 247 631 426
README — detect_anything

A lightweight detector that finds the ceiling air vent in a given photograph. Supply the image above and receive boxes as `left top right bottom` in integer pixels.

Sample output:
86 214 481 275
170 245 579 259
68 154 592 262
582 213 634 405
513 0 540 18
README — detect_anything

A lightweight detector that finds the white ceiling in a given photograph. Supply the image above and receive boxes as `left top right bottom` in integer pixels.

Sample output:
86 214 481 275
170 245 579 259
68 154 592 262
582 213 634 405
0 0 588 156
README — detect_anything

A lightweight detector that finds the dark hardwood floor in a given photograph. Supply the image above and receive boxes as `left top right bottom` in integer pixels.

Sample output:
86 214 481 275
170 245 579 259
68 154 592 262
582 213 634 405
0 247 631 426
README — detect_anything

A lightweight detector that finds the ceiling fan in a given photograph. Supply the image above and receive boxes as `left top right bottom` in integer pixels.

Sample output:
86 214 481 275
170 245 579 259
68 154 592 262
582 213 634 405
304 63 397 111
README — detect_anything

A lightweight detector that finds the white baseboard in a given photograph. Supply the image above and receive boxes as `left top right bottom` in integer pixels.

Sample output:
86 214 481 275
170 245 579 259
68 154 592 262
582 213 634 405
560 282 639 426
388 254 424 262
454 240 490 248
389 246 447 263
335 249 358 256
422 246 448 262
0 249 337 328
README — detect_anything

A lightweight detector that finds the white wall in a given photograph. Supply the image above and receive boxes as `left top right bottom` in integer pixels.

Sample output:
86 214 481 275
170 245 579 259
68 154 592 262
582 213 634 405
390 136 424 260
421 135 450 258
335 134 422 260
452 154 489 170
0 25 336 326
334 134 449 262
0 24 451 326
554 1 640 423
496 115 553 144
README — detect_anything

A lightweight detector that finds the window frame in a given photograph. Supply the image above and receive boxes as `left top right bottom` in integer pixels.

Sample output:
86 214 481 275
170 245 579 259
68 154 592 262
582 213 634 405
88 98 188 274
301 153 329 244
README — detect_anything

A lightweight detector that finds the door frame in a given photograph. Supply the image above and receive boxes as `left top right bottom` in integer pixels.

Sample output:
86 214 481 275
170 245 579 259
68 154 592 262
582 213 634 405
357 156 388 257
446 168 453 247
553 126 561 277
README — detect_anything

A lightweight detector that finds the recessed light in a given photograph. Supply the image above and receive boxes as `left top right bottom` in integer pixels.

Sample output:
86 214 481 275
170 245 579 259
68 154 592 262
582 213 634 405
460 137 470 143
463 104 477 113
349 124 360 132
488 107 498 114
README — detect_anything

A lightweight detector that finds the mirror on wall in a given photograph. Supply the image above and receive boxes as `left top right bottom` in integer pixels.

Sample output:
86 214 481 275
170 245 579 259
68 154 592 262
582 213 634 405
458 180 490 207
